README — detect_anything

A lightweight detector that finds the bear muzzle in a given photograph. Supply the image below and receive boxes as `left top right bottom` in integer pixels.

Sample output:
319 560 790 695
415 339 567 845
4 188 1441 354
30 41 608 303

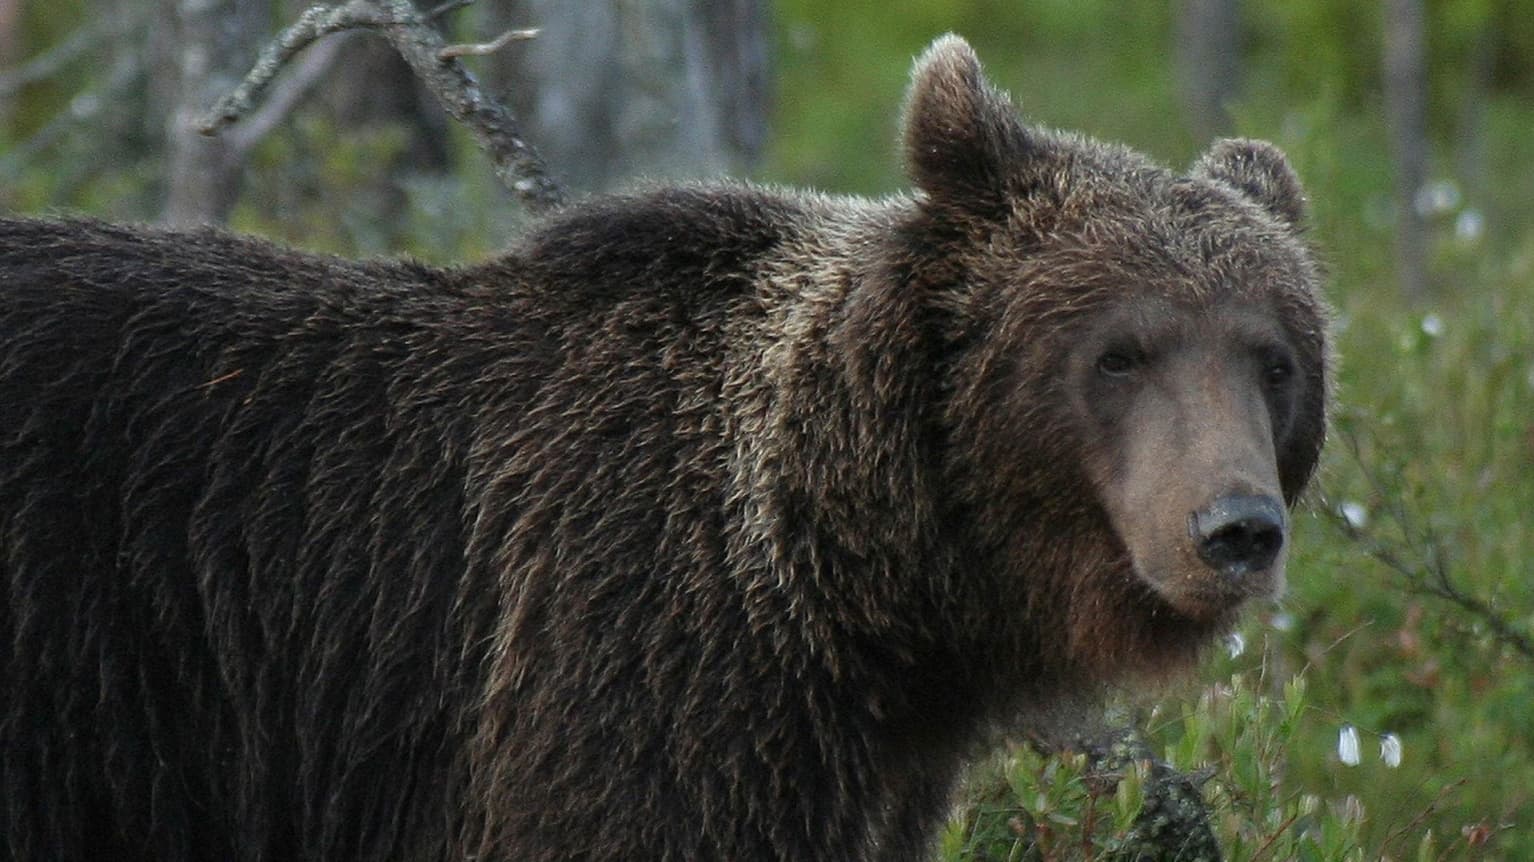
1189 493 1286 579
1138 489 1288 621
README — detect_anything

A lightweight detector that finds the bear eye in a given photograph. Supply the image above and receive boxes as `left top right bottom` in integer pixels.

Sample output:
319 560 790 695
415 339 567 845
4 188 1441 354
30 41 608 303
1096 350 1137 378
1262 355 1295 387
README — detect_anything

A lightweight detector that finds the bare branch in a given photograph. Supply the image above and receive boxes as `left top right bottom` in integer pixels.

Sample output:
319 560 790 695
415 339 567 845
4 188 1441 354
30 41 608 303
225 32 354 157
197 1 390 137
363 0 564 211
200 0 564 213
438 28 539 60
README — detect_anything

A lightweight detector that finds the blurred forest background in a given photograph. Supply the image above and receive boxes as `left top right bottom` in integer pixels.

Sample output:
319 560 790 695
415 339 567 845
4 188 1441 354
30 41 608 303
2 0 1532 858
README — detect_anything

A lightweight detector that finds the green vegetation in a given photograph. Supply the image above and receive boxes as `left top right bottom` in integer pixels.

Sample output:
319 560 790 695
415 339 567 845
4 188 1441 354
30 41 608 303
4 0 1531 856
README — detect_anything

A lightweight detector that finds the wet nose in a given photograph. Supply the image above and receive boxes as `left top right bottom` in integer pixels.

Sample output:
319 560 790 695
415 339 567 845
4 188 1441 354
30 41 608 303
1191 494 1286 576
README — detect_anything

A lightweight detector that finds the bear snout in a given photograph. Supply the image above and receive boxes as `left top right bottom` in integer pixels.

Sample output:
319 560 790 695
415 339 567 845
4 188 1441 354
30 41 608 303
1189 493 1286 578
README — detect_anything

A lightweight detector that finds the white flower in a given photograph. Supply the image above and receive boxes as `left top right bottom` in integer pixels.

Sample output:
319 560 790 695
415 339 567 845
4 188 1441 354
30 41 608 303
1225 631 1246 659
1339 501 1369 530
1338 725 1361 766
1420 313 1445 338
1269 611 1295 632
1455 209 1484 242
1380 733 1403 768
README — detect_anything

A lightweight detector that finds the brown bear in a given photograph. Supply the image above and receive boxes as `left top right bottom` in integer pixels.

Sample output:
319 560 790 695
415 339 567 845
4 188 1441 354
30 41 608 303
0 34 1326 862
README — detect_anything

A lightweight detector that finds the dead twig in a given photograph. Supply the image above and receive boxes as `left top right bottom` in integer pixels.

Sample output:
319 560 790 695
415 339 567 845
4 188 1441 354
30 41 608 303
197 1 390 137
225 31 354 157
199 0 564 213
439 28 539 60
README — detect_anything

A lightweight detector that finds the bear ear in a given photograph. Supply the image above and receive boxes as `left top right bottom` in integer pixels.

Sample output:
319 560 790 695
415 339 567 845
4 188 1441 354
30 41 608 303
902 34 1034 212
1191 139 1308 229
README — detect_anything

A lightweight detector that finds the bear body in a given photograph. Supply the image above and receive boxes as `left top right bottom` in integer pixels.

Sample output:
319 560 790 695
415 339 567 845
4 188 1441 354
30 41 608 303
0 37 1327 861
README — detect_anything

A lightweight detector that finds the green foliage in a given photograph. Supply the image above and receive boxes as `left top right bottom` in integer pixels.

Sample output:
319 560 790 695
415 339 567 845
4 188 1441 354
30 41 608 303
941 672 1380 861
10 0 90 138
232 113 413 254
769 0 1187 193
1279 254 1534 856
230 114 527 262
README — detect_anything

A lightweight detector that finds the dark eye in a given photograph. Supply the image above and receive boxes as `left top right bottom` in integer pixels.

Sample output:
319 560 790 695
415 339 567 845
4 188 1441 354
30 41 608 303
1096 350 1136 378
1262 357 1295 387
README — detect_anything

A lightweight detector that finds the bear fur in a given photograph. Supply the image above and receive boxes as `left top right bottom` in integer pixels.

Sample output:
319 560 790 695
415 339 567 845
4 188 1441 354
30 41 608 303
0 35 1327 862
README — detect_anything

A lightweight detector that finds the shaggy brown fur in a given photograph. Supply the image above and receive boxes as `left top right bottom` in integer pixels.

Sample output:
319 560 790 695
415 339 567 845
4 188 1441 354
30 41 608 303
0 35 1327 861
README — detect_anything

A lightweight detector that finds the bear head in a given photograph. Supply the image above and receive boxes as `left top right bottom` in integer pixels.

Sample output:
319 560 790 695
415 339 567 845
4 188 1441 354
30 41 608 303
902 35 1329 681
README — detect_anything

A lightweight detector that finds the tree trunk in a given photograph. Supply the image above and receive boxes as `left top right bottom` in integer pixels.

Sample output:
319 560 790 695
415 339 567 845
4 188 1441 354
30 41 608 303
484 0 769 193
1382 0 1430 300
1174 0 1241 142
161 0 270 226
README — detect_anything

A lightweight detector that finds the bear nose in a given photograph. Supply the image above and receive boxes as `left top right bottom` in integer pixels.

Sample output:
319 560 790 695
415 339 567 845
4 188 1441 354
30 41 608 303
1190 494 1286 576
